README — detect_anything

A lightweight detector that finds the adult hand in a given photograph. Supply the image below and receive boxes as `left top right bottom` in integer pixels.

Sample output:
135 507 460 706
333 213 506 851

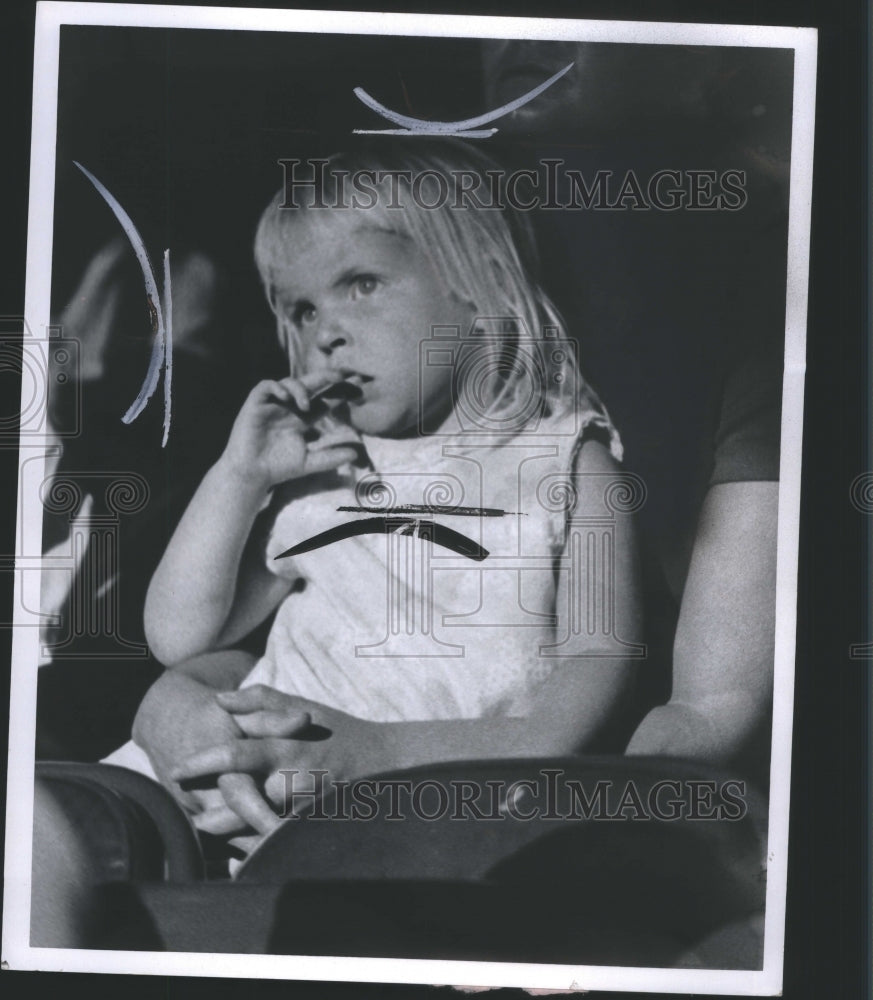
624 701 718 760
625 690 766 764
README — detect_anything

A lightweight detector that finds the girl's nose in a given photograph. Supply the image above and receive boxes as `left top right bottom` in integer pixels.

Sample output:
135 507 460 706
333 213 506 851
314 311 349 355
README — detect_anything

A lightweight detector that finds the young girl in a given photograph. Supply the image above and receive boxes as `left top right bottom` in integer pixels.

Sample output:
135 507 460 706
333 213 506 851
129 139 642 851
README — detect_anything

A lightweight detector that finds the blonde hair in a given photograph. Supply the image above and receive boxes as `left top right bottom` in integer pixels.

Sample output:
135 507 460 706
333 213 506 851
254 138 581 434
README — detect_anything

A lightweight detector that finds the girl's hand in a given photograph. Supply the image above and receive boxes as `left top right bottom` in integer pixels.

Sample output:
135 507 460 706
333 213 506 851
220 372 360 490
170 686 389 835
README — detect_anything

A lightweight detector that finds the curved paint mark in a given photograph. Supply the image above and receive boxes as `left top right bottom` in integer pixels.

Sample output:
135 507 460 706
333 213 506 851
161 248 172 447
274 516 489 562
72 161 165 426
352 61 573 137
353 128 498 138
336 504 521 518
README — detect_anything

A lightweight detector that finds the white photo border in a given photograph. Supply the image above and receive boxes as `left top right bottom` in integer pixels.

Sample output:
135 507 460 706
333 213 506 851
3 3 817 993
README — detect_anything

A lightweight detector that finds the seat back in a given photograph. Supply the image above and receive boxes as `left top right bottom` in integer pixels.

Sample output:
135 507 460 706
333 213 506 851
36 760 204 881
236 755 766 964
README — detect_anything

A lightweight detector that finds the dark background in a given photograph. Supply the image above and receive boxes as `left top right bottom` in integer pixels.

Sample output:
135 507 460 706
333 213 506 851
0 2 869 1000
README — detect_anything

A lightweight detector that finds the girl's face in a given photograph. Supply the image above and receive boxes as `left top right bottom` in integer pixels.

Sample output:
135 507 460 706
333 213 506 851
270 208 474 438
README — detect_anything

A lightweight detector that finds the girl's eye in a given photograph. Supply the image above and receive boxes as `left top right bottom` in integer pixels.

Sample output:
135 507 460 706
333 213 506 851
295 303 317 325
352 276 380 298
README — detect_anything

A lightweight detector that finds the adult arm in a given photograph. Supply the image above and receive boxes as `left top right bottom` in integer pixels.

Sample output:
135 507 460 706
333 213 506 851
625 480 778 764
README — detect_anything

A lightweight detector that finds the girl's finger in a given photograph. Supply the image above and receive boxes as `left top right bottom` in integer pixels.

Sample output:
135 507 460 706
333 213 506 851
189 787 226 814
171 739 273 783
264 767 324 818
217 772 283 836
271 380 294 403
216 685 291 714
302 445 361 475
228 833 264 858
234 709 312 739
253 379 285 403
192 803 251 837
284 380 310 413
263 770 289 807
289 370 340 393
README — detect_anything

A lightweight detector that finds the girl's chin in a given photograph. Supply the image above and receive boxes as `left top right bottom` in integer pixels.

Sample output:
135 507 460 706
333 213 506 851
348 406 421 439
346 405 391 437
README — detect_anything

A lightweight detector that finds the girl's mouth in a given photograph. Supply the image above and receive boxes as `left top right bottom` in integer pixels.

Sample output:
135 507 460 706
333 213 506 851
303 378 365 421
315 379 364 404
306 375 373 419
334 372 374 403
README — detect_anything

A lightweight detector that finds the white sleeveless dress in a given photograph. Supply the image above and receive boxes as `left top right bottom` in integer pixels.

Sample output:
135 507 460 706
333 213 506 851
106 394 620 775
240 398 621 722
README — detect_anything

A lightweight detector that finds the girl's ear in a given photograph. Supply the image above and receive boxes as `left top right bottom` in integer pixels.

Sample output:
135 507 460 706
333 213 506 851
447 294 478 337
452 291 477 312
467 310 485 337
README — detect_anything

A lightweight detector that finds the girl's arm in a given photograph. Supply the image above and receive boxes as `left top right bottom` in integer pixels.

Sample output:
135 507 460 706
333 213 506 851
524 437 643 750
132 651 257 810
143 457 288 666
144 374 361 667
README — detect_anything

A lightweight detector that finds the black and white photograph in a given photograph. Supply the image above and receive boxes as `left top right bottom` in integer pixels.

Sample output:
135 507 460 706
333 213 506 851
2 3 819 993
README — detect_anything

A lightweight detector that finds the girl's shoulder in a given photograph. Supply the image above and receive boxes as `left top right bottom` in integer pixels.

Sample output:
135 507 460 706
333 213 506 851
504 387 624 474
563 380 624 466
513 395 626 537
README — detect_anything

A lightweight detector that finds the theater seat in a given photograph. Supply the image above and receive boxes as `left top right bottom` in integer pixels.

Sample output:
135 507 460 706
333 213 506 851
237 755 766 896
35 761 204 882
51 755 766 968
